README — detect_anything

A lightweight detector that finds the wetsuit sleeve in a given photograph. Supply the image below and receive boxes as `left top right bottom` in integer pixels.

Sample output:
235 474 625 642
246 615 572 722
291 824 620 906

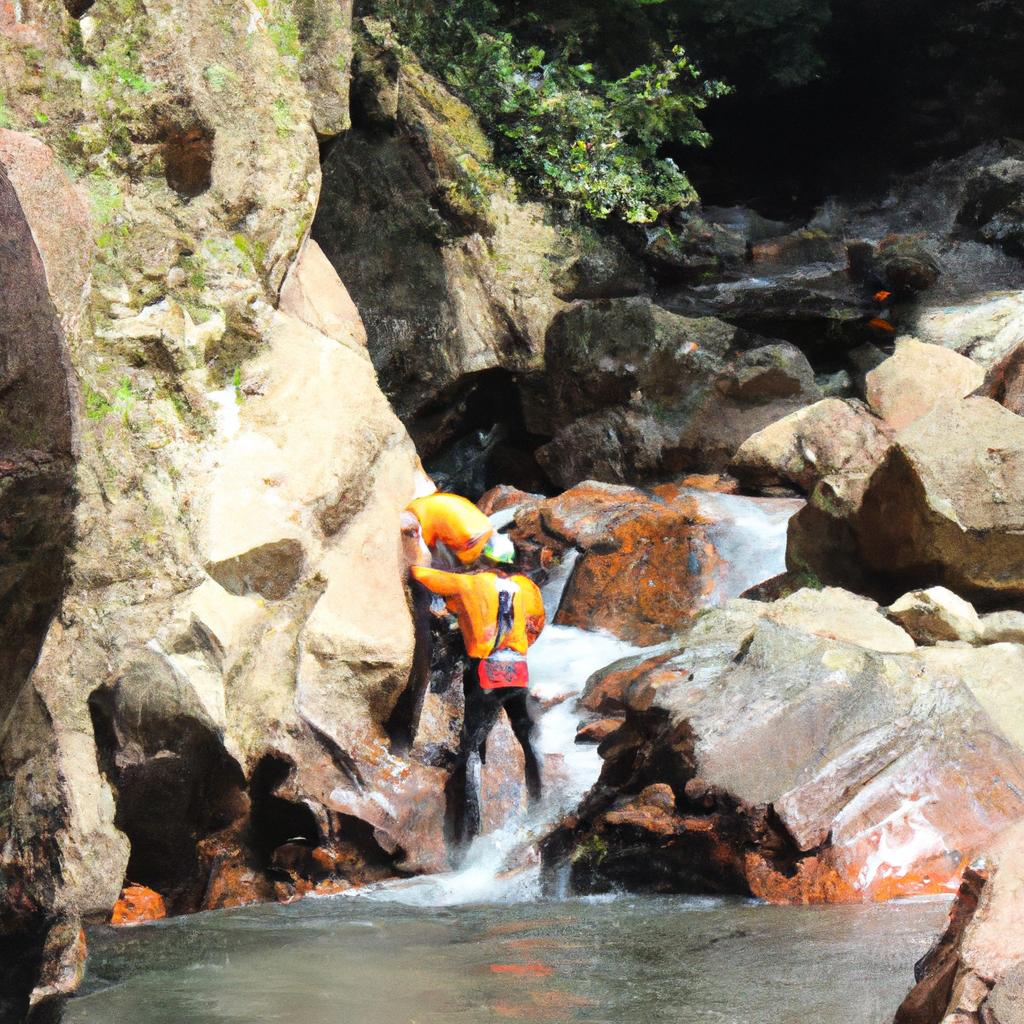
409 565 465 597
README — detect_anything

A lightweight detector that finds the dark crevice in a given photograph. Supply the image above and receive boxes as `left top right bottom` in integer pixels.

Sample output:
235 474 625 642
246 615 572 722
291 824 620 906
163 123 214 199
87 677 248 909
248 755 321 868
418 368 554 499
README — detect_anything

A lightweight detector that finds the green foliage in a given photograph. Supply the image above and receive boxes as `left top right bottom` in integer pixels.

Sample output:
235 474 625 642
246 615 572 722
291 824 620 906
232 365 243 405
84 384 114 420
372 0 728 222
0 93 12 130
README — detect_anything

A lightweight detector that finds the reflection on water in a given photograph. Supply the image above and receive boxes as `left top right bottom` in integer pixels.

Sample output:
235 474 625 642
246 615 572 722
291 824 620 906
65 894 948 1024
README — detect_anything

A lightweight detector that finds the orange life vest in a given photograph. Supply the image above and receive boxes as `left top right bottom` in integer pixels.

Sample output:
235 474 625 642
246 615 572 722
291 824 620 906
406 493 494 566
410 567 545 659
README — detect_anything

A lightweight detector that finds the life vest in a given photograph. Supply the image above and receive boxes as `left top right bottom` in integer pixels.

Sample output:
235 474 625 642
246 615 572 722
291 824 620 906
407 493 493 566
409 567 545 661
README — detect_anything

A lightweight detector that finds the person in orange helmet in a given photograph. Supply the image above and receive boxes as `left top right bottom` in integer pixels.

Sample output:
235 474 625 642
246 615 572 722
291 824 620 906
411 565 545 855
404 491 515 569
389 491 515 753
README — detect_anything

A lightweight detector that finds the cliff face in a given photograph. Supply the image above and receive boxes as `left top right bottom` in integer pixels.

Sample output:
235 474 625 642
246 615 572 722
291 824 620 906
0 2 442 1017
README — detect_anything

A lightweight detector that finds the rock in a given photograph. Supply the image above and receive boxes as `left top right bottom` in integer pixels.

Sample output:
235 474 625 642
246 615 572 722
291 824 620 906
294 0 354 138
518 480 799 645
0 129 92 336
958 152 1024 257
542 594 1024 903
536 297 822 487
278 237 367 351
576 718 623 744
731 398 891 494
873 236 941 294
979 610 1024 645
765 587 916 653
976 336 1024 416
110 885 167 926
887 588 982 645
789 397 1024 602
315 20 625 452
865 338 984 430
894 819 1024 1024
913 292 1024 369
540 296 739 432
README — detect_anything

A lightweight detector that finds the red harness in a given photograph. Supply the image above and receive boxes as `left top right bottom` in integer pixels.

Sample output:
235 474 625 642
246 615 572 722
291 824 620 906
478 655 529 690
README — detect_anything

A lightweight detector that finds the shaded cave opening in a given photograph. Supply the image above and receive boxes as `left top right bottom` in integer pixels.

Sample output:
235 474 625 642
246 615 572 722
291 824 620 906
87 682 249 910
414 368 554 500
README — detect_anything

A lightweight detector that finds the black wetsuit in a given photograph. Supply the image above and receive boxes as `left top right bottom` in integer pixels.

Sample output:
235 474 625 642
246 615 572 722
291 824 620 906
447 657 542 851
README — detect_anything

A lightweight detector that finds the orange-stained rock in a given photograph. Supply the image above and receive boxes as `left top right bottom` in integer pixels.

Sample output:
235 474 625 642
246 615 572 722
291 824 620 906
477 485 543 516
653 474 739 496
543 596 1024 906
580 651 674 715
197 827 277 912
575 718 623 744
110 885 167 926
894 819 1024 1024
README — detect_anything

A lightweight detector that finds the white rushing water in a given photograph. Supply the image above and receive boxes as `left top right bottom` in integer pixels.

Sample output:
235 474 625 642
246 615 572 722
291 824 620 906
357 622 645 907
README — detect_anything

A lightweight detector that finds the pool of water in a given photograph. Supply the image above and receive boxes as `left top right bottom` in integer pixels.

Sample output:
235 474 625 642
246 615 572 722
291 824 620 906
65 893 948 1024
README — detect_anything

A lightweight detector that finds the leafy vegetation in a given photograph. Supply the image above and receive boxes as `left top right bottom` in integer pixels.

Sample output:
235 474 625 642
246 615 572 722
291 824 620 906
371 0 729 222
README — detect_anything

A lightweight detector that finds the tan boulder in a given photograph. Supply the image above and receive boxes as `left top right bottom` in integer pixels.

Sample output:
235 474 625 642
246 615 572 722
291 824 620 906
731 398 891 493
887 587 982 645
279 238 368 352
865 338 985 430
913 291 1024 368
0 129 92 337
790 397 1024 601
765 587 916 653
979 610 1024 645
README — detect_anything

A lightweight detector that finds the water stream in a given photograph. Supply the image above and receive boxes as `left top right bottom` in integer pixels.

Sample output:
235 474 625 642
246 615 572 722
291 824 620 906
61 491 952 1023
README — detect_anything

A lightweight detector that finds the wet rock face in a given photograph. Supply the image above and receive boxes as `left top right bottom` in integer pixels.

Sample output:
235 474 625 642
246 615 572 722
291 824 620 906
894 820 1024 1024
0 165 75 720
510 480 800 645
544 595 1024 904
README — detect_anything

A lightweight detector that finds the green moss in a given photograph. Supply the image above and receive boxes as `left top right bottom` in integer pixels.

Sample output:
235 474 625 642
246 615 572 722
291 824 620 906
570 833 608 866
0 93 12 129
233 232 267 270
271 95 293 136
84 384 114 420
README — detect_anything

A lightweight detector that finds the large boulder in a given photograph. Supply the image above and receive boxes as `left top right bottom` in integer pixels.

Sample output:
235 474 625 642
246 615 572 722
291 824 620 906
789 397 1024 601
730 398 891 493
0 6 454 1016
535 297 822 488
511 480 801 645
543 593 1024 903
313 19 640 456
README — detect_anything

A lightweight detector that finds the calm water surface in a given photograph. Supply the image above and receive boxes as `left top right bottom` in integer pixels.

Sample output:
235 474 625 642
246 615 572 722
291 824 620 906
64 893 948 1024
